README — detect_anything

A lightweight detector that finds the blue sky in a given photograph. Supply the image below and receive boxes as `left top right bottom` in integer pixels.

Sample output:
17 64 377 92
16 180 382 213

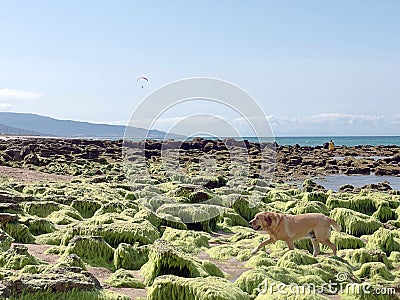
0 1 399 136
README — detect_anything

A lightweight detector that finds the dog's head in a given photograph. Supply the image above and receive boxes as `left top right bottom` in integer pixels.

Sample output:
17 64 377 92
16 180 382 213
249 212 274 231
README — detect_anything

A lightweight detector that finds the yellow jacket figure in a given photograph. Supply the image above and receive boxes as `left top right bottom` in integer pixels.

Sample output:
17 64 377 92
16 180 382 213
328 140 335 152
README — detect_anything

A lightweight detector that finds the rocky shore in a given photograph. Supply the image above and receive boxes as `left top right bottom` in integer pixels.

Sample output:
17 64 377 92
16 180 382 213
1 137 399 183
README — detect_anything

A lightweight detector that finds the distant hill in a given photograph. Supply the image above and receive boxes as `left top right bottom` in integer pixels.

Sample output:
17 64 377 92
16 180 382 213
0 112 185 139
0 123 45 136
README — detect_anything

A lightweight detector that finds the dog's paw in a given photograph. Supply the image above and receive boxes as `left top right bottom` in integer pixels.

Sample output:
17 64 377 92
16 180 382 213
251 248 259 255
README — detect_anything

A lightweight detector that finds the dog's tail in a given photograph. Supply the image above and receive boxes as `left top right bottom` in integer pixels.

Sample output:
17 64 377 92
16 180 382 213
328 218 341 232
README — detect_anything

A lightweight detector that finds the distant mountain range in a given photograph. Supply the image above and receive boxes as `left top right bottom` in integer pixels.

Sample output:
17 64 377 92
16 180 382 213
0 112 185 139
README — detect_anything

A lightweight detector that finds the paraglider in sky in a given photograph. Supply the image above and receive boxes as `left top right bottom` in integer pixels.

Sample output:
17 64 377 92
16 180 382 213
137 76 148 88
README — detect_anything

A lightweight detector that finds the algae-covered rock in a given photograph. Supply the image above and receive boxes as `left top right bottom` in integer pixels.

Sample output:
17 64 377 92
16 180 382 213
366 227 400 255
289 201 329 215
343 249 391 268
140 239 223 285
276 250 317 269
58 253 87 270
330 231 366 250
35 229 69 245
221 208 249 227
71 199 101 218
156 203 223 232
0 245 44 270
330 208 382 236
113 243 149 270
3 222 35 243
64 236 114 269
354 262 394 282
67 220 160 247
0 266 101 298
105 268 145 288
161 227 210 253
0 229 13 252
147 275 250 300
20 216 56 236
244 252 276 268
235 268 268 296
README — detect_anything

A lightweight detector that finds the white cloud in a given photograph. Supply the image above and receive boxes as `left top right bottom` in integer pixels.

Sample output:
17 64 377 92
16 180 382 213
0 89 42 101
0 103 11 110
0 88 42 111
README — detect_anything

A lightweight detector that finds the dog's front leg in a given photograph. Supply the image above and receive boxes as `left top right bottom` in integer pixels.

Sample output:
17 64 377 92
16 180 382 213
251 238 275 254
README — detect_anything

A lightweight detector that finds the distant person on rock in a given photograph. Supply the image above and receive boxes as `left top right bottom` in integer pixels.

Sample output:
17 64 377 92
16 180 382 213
328 139 335 154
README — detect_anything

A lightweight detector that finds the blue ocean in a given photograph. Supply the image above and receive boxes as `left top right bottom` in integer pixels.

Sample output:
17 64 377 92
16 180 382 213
238 136 400 147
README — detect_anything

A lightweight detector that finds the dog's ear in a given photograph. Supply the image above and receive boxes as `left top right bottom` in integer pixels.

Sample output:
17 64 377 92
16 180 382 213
264 214 272 227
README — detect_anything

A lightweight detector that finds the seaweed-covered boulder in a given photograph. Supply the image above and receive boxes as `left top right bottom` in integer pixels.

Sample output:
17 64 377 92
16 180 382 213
0 229 13 252
276 250 317 269
113 243 149 270
105 268 145 288
366 227 400 255
58 253 87 270
0 245 44 270
342 249 390 268
354 262 394 282
3 222 35 243
235 268 269 296
244 252 276 268
19 216 56 236
289 201 329 215
147 275 250 300
156 203 223 232
161 227 210 253
0 266 101 298
67 220 160 247
330 208 382 236
220 208 249 227
330 231 365 250
71 200 101 218
23 201 82 219
141 239 223 285
64 236 114 269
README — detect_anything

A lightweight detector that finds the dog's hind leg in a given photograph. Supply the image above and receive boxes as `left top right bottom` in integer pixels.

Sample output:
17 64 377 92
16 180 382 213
285 239 294 250
319 238 337 256
251 238 275 255
315 227 337 256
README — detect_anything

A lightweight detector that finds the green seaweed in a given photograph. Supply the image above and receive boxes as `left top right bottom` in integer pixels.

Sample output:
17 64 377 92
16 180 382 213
140 239 223 285
71 200 101 218
330 208 382 236
0 229 14 251
20 216 56 236
65 220 160 247
147 275 250 300
366 227 400 255
105 268 145 288
354 262 394 282
343 249 391 268
330 231 366 250
0 245 44 270
276 250 318 269
113 243 149 270
235 268 268 296
4 222 35 243
161 227 210 253
63 236 114 270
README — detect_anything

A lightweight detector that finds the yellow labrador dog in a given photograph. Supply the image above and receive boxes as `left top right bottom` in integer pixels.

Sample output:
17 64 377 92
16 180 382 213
249 212 341 256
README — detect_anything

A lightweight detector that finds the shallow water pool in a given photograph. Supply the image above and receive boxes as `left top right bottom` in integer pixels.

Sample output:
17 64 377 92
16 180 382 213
315 174 400 191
